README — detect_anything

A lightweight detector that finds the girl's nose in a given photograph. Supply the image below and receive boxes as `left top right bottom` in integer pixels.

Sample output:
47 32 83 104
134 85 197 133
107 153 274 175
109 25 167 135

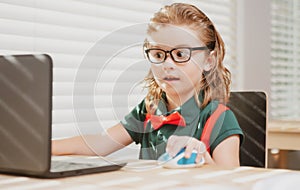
163 55 176 69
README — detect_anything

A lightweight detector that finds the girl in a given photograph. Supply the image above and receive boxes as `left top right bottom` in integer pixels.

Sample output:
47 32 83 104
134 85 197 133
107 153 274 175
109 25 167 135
52 3 243 167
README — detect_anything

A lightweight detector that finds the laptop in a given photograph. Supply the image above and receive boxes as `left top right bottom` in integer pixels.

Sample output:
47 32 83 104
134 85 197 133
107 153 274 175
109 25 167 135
0 54 126 178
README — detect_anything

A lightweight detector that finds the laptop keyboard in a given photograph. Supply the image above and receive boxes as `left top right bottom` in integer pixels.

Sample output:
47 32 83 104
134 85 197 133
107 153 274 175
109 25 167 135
51 161 101 172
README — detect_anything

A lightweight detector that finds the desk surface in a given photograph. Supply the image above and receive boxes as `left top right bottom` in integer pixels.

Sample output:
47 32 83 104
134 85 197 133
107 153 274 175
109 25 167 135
1 160 300 190
268 120 300 150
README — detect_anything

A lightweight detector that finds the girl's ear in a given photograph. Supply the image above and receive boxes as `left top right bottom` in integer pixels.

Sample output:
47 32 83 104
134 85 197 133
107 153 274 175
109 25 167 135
203 51 216 72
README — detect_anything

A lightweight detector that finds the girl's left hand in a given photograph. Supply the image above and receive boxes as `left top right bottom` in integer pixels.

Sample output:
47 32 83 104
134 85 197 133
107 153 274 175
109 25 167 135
166 135 215 165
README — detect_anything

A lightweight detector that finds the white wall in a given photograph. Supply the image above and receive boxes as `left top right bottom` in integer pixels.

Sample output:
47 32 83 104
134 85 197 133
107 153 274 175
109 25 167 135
237 0 271 96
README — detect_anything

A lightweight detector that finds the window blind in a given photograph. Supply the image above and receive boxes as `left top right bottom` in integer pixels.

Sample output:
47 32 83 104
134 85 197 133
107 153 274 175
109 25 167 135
271 0 300 119
0 0 238 138
0 0 161 139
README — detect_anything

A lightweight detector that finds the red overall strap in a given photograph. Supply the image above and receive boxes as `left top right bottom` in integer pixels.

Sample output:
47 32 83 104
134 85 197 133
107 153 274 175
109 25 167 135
200 104 229 153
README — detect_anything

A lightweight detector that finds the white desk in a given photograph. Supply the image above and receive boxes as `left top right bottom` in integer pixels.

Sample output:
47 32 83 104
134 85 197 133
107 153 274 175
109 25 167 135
0 160 299 190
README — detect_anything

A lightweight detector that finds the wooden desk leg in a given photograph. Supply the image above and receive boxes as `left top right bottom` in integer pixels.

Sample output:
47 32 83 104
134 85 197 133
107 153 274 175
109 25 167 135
278 150 288 168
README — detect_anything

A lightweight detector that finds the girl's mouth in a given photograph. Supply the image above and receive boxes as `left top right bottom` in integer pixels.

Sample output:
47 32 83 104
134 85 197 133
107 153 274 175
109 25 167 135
163 77 180 81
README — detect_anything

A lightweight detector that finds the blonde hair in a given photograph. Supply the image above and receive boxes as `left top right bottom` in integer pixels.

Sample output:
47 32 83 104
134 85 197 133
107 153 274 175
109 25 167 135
143 3 231 113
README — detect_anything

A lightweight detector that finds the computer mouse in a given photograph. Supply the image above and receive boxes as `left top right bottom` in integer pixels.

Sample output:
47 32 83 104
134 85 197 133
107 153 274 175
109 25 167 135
157 148 205 169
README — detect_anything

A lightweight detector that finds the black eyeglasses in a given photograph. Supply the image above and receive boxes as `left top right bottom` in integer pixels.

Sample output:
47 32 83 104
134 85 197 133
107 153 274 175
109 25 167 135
144 46 209 64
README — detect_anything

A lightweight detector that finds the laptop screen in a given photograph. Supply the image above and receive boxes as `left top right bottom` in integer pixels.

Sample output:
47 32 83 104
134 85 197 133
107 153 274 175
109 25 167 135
0 54 52 174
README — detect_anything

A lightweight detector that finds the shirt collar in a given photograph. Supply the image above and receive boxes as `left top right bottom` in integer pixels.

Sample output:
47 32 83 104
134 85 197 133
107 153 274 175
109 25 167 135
155 92 204 124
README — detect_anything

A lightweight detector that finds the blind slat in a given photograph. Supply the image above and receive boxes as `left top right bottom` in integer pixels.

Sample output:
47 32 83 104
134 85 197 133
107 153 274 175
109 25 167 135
0 0 154 23
0 3 132 31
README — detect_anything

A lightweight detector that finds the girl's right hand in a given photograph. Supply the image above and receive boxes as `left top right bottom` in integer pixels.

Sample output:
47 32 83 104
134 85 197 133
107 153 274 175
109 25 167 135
166 135 215 165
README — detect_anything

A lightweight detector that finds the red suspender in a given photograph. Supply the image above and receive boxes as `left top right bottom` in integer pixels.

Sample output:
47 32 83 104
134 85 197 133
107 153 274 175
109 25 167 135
200 104 229 153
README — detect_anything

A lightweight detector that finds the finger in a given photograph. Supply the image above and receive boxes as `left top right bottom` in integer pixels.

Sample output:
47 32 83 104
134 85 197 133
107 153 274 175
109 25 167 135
166 135 183 157
184 140 196 158
166 135 180 152
195 152 204 163
199 141 207 154
170 143 185 157
165 135 176 153
194 141 205 163
167 136 195 157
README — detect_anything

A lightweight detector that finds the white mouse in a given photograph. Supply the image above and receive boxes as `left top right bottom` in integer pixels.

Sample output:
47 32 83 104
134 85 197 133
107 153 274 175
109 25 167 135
157 148 205 169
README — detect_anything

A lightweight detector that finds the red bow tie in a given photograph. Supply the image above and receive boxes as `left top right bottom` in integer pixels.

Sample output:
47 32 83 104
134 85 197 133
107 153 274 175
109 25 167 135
144 111 186 130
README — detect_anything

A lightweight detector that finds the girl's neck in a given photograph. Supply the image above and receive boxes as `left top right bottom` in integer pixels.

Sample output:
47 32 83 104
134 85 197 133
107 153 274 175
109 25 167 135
166 93 193 111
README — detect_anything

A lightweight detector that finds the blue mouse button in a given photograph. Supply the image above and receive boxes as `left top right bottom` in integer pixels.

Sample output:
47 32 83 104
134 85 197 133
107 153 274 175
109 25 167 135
177 151 198 165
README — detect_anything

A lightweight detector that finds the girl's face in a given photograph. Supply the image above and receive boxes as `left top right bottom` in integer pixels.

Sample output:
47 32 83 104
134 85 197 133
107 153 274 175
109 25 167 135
146 25 211 102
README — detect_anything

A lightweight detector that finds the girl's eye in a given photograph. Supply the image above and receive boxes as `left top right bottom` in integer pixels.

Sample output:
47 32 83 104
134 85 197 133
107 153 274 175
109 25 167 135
154 51 164 59
176 51 185 58
174 49 189 59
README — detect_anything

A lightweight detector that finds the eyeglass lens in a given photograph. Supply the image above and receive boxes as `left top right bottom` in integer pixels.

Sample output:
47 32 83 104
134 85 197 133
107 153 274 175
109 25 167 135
147 48 191 63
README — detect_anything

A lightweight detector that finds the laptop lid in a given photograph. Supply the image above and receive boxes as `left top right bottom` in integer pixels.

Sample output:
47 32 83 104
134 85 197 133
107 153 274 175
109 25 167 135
0 54 52 176
0 54 126 178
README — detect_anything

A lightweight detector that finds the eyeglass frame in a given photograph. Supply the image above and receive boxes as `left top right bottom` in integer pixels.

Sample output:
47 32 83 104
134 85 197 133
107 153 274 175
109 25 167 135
144 46 209 64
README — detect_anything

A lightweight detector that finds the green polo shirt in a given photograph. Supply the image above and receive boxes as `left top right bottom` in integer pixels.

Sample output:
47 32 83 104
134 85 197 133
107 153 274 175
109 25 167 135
120 93 244 160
